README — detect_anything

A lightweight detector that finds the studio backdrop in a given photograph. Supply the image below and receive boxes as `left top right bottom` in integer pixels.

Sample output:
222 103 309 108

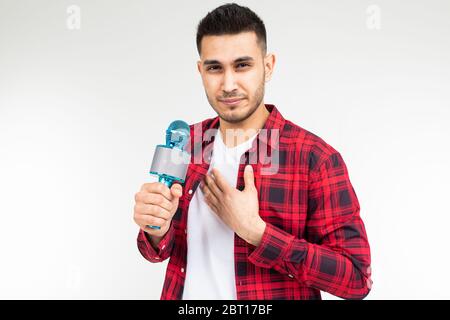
0 0 449 299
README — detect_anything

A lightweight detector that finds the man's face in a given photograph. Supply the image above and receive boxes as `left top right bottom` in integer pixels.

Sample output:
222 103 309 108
197 31 274 124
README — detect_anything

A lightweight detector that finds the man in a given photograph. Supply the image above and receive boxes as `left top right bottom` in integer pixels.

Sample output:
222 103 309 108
134 3 372 300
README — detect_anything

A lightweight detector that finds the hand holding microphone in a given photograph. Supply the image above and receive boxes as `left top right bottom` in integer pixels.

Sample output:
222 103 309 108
134 182 182 238
133 120 190 239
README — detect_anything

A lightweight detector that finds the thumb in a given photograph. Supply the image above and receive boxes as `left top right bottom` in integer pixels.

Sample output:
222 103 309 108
169 184 183 215
243 165 256 192
170 183 183 200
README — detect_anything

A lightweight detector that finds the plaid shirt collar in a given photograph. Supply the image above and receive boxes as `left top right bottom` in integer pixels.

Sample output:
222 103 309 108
190 103 285 171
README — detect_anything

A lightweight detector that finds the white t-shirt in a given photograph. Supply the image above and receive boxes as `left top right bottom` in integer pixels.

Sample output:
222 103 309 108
182 128 258 300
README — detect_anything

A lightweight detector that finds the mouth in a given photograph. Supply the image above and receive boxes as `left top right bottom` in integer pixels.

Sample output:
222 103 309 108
218 98 245 106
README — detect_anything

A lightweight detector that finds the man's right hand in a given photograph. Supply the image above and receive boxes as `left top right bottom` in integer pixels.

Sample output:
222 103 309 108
134 182 183 240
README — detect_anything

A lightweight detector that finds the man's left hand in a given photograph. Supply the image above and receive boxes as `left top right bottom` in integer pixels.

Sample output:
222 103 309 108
200 165 266 246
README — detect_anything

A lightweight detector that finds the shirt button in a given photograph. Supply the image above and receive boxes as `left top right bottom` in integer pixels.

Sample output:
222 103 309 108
181 267 185 273
161 245 166 250
288 274 294 279
188 189 193 195
154 257 160 260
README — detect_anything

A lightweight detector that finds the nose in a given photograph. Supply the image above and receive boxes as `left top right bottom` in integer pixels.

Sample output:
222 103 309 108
221 69 238 93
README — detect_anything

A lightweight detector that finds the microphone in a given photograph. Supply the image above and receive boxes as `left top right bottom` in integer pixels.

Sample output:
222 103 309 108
147 120 190 230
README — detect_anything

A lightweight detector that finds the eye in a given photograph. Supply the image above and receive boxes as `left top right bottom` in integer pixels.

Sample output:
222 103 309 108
206 65 221 71
236 63 251 68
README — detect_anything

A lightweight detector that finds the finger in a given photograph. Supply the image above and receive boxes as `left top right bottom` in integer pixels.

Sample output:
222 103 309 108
142 215 167 228
201 182 219 208
202 188 219 213
135 203 171 220
205 174 222 198
206 200 219 214
210 168 231 194
141 182 173 201
243 165 256 192
137 192 173 212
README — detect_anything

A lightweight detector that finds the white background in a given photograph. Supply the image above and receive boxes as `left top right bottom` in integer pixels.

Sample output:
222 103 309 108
0 0 449 299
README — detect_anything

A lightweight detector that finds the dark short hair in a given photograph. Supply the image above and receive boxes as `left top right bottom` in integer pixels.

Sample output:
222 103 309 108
196 3 267 56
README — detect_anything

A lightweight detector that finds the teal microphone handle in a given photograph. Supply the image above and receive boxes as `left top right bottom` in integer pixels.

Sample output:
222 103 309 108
146 120 190 231
147 175 179 230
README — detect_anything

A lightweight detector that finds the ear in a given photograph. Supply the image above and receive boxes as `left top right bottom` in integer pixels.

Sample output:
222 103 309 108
264 53 276 82
197 60 202 74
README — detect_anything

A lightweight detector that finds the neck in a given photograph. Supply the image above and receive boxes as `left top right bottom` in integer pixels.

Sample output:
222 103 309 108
219 102 270 148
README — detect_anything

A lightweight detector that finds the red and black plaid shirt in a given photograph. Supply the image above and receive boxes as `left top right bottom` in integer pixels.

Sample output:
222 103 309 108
137 104 372 300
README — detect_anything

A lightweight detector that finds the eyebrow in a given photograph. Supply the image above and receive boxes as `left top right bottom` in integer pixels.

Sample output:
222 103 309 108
203 56 254 66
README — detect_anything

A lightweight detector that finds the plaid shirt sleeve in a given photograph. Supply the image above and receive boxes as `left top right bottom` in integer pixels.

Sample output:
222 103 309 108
248 152 372 300
137 222 176 263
